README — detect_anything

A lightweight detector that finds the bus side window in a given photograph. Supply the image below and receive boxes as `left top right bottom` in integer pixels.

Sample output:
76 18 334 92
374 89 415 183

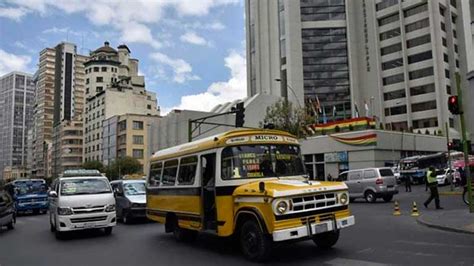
162 160 179 186
178 156 198 185
149 162 163 186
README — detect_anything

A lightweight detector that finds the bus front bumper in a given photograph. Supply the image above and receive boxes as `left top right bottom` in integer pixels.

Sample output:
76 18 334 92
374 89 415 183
272 215 355 242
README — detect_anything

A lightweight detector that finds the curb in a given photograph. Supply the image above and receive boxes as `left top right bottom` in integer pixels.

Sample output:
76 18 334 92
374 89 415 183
439 191 462 196
416 215 474 235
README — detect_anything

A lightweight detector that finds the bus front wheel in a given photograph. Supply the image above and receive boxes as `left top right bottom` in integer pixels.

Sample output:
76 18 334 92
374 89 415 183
239 219 272 262
313 230 340 249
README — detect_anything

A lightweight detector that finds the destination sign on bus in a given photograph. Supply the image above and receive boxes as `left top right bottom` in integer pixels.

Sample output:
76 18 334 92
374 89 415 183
226 135 298 144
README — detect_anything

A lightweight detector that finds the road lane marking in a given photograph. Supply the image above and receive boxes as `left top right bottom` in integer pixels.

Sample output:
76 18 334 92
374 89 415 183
391 249 436 257
395 240 474 249
324 258 388 266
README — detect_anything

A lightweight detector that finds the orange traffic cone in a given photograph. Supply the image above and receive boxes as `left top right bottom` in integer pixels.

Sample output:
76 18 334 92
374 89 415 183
393 201 401 216
411 201 420 217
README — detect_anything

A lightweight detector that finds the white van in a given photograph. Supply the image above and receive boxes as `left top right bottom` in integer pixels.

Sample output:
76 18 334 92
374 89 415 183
48 170 116 239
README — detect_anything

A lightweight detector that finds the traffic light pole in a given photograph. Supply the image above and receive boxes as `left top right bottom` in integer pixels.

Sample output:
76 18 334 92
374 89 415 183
446 122 453 192
455 73 473 213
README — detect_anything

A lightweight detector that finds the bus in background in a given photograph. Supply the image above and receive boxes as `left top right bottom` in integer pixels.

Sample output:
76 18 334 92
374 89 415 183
5 179 49 214
399 152 448 184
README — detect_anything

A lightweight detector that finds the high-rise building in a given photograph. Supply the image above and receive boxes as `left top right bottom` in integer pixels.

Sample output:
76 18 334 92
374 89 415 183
0 71 35 180
246 0 473 136
83 42 159 164
32 42 88 179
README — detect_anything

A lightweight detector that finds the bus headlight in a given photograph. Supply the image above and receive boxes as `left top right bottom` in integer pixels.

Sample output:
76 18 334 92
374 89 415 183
339 192 349 205
274 200 289 215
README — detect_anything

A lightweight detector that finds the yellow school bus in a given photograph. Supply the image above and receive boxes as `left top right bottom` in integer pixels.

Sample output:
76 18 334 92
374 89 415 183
146 129 354 261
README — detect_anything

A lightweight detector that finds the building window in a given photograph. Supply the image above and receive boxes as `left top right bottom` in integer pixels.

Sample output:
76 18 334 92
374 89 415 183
133 135 144 145
410 83 435 96
376 0 398 11
383 73 404 86
409 67 433 80
384 89 406 101
132 149 144 159
133 121 144 130
118 120 126 131
405 18 429 33
94 67 99 72
452 15 457 24
384 105 407 116
453 30 457 38
442 38 447 47
404 3 427 18
407 51 432 64
86 78 89 84
406 34 431 48
101 67 107 72
444 53 449 63
445 69 450 78
450 0 456 8
378 13 399 26
382 58 403 71
96 77 103 82
118 135 126 145
454 45 458 53
86 88 89 94
447 85 452 94
381 43 402 56
147 104 151 110
300 0 346 21
456 60 459 68
412 100 437 112
413 117 438 129
441 22 446 31
439 5 445 16
96 86 103 93
379 28 401 41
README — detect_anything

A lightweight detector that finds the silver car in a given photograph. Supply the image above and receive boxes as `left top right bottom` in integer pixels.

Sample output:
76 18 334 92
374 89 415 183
338 168 398 203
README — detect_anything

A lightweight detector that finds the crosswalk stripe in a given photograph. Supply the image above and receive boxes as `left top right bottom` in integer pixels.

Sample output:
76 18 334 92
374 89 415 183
325 258 388 266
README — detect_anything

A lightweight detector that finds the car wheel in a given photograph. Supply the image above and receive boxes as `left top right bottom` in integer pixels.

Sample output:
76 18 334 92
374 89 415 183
55 230 64 240
173 219 197 242
104 227 113 236
313 230 340 249
239 219 272 262
122 212 132 224
444 178 450 186
382 195 393 202
33 209 39 215
364 191 376 203
6 216 15 230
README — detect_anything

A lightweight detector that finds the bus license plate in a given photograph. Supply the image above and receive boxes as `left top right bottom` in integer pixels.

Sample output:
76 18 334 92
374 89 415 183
315 223 328 234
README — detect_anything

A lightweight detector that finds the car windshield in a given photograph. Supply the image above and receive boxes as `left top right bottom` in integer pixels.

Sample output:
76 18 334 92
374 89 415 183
123 182 146 196
15 184 47 195
221 144 306 180
60 179 111 196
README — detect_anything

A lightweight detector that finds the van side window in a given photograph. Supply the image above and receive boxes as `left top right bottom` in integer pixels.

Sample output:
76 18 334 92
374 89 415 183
338 173 348 181
178 156 198 185
149 162 163 186
364 170 376 179
348 171 362 180
162 160 179 186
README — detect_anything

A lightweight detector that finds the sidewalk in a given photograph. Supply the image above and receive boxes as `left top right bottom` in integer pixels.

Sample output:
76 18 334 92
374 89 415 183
438 185 463 196
417 209 474 235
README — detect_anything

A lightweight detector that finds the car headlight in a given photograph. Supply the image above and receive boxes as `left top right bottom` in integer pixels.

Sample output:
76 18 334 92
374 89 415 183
105 204 116 212
274 200 289 215
57 207 73 216
339 192 349 205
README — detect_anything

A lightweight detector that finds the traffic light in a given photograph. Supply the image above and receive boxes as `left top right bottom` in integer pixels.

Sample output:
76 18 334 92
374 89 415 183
448 96 461 115
235 102 245 128
448 141 454 151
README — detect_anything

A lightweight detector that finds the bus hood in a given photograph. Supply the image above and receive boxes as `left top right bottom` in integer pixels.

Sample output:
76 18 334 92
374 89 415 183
233 179 348 198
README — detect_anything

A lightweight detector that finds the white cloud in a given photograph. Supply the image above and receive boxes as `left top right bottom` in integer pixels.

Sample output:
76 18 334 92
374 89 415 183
13 41 36 53
0 7 28 21
180 31 210 46
150 52 200 84
0 49 32 76
162 50 246 114
4 0 239 49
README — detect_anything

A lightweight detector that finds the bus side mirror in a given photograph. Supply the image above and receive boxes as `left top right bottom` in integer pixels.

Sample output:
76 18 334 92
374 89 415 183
48 191 57 198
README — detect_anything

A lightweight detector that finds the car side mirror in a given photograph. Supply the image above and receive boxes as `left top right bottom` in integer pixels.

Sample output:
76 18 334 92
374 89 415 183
48 191 58 198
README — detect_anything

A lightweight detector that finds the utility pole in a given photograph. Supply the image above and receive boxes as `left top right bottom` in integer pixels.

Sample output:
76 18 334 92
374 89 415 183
446 122 453 191
455 73 473 213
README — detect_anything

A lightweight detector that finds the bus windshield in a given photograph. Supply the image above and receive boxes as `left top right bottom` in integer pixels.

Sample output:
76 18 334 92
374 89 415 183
15 183 47 196
221 144 305 180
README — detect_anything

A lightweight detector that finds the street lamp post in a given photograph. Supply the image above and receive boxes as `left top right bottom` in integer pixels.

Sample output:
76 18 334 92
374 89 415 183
275 78 303 109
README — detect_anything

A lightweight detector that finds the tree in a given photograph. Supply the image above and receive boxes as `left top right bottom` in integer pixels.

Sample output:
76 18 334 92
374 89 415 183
105 156 142 180
82 160 104 172
261 99 312 137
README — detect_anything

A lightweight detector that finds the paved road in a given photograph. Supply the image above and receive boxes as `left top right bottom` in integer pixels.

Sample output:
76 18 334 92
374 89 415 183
1 185 473 266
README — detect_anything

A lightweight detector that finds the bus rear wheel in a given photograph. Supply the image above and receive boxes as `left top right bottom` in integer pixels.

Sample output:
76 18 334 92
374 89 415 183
173 219 197 242
239 219 272 262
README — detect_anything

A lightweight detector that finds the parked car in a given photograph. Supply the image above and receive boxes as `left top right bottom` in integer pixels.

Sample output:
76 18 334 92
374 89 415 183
110 179 146 224
338 168 398 203
48 170 116 239
0 190 16 230
436 168 457 186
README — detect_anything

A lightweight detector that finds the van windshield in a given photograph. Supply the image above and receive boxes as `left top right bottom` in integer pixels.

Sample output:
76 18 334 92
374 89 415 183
221 144 305 180
60 179 111 196
124 182 146 196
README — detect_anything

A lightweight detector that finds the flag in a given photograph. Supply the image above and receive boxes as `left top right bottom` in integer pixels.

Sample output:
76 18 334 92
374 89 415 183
332 105 337 121
308 98 319 123
354 103 359 118
322 106 327 124
364 100 369 117
315 95 322 113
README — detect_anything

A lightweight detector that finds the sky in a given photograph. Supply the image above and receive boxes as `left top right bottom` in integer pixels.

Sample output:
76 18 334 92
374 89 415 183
0 0 247 114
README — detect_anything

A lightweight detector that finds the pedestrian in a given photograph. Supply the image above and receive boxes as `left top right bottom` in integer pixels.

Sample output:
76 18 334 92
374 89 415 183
424 166 443 209
327 173 333 181
404 175 412 192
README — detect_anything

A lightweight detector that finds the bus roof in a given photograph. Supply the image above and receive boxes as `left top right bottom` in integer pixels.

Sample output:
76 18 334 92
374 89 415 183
150 128 297 162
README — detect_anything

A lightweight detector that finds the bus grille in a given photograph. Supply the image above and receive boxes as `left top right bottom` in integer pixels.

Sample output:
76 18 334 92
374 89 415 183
291 193 337 212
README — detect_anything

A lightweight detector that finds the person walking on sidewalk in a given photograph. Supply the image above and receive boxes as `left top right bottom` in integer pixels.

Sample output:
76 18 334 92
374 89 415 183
404 175 412 192
424 166 443 209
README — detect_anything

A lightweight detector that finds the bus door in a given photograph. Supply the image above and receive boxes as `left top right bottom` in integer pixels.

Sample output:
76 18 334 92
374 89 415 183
201 153 217 231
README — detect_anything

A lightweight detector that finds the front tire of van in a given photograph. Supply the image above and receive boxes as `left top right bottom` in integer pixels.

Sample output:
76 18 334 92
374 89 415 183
239 219 272 262
313 230 339 249
104 227 113 236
